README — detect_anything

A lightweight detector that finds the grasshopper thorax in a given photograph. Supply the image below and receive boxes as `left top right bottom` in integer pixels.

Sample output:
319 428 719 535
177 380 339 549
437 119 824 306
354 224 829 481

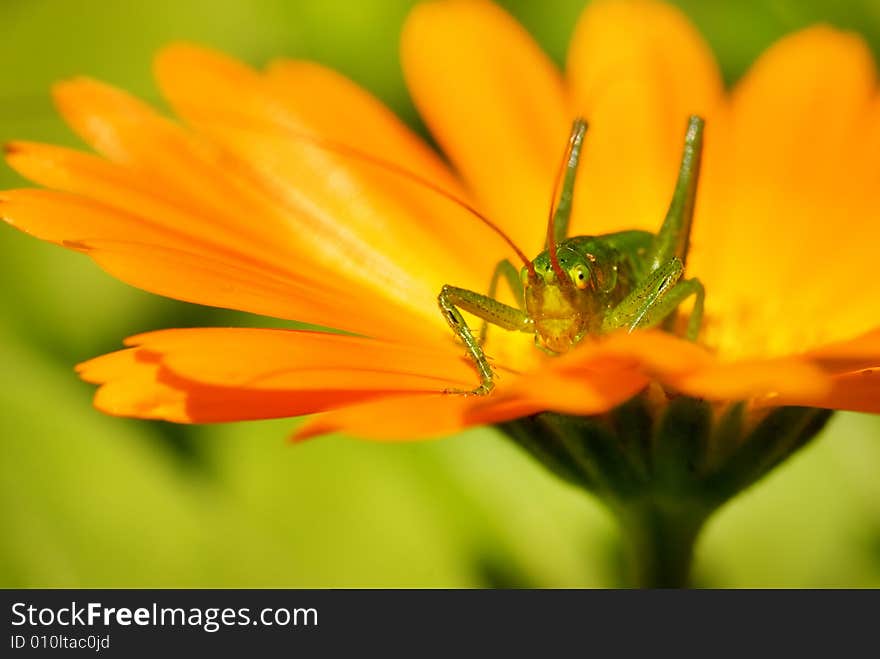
523 238 619 353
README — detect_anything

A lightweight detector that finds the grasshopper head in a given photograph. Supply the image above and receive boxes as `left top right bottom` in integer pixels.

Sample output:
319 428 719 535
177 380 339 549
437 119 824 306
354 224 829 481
522 244 602 353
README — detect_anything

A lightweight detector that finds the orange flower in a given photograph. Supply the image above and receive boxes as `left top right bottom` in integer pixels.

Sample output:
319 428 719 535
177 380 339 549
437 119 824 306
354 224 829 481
2 0 879 442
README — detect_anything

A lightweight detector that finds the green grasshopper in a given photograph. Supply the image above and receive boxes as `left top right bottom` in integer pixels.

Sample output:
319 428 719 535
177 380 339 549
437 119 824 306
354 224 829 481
438 116 706 395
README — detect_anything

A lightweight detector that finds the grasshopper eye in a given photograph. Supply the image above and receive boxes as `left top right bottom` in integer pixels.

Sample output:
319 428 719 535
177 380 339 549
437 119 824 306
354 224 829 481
570 265 589 290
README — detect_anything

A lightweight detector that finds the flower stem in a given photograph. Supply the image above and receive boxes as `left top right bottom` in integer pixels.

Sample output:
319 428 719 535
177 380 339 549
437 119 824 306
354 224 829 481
615 500 708 588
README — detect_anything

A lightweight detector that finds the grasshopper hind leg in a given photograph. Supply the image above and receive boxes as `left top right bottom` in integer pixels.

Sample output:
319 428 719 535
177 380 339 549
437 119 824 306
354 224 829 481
603 116 706 341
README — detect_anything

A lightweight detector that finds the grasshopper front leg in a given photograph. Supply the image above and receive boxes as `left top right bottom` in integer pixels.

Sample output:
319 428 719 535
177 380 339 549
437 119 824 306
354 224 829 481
601 257 705 340
438 285 534 395
479 258 525 346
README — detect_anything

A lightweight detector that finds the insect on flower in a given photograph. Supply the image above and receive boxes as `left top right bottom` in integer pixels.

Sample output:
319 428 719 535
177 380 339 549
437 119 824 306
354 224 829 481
1 0 878 445
2 0 879 590
438 116 705 395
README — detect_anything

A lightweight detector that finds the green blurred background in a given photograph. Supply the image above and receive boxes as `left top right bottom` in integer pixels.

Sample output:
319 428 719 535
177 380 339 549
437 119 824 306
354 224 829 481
1 0 879 587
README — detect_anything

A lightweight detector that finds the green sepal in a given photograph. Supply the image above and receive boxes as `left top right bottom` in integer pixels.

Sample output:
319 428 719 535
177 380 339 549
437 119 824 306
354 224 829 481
704 406 832 501
497 394 833 587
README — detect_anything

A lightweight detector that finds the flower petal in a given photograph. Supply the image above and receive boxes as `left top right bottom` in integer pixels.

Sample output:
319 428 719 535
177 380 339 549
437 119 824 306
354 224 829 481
401 0 569 252
78 349 193 422
0 188 441 342
293 393 478 441
672 358 831 402
0 188 194 252
78 349 389 423
78 328 476 423
471 363 648 421
48 76 469 340
154 44 500 316
264 59 505 282
292 384 624 442
82 239 442 341
693 27 880 359
51 77 298 249
294 342 654 440
770 369 880 414
804 329 880 373
294 329 841 441
292 366 648 441
263 59 460 192
123 327 473 389
5 141 293 269
541 331 831 406
565 0 723 237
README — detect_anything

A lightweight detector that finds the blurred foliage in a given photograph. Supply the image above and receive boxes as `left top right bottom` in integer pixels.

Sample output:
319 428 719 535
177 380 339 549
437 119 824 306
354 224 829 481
1 0 879 587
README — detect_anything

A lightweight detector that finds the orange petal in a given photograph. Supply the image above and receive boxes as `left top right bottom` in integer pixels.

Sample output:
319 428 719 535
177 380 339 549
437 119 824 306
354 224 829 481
50 77 463 336
154 44 498 318
294 386 658 442
82 239 442 342
264 59 461 193
692 27 879 359
471 363 648 421
295 345 654 440
297 329 843 441
79 349 393 423
770 369 880 414
124 327 472 389
803 328 880 373
671 358 830 402
0 188 191 251
292 365 646 441
78 328 475 424
0 186 439 341
78 350 194 422
401 0 569 253
293 393 479 441
264 59 508 281
542 331 831 406
565 0 723 237
5 141 292 269
52 77 299 250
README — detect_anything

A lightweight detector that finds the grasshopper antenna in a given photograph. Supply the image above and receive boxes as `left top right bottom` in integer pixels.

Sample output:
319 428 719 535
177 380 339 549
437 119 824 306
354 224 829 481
545 119 588 287
281 130 537 279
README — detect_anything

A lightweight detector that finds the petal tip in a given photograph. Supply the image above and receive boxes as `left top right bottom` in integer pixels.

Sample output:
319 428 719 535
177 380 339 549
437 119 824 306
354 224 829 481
290 420 330 442
51 76 98 101
3 141 21 158
154 41 210 70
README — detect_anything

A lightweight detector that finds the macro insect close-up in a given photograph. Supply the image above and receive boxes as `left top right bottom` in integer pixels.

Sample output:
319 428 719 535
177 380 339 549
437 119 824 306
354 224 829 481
1 0 879 595
439 116 705 395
